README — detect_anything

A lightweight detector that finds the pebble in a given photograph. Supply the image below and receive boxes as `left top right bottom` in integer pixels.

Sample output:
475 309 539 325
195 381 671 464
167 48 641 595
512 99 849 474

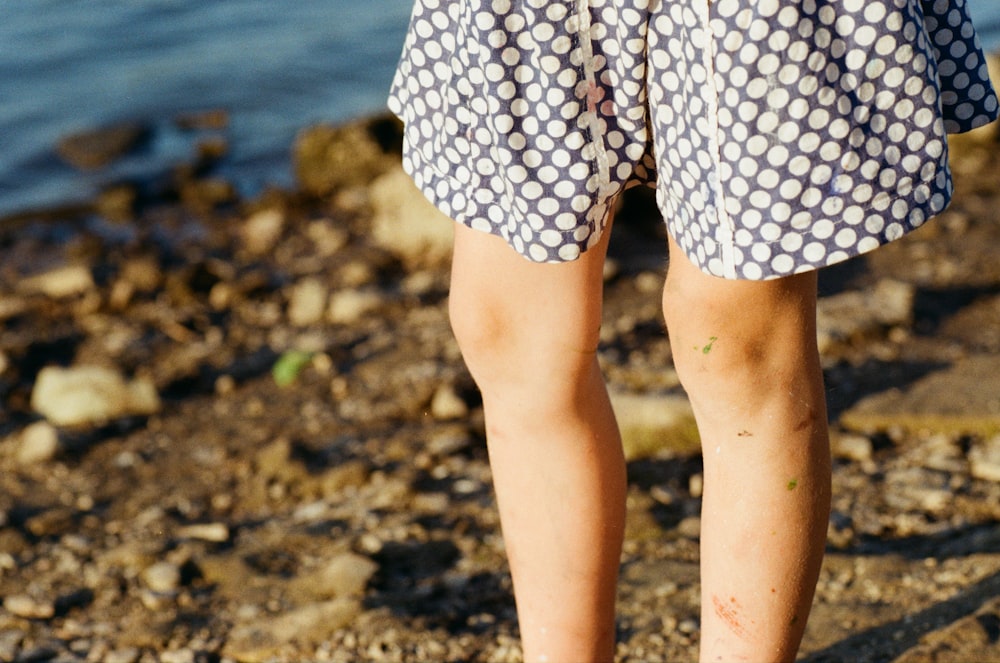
969 435 1000 482
104 648 141 663
609 391 699 460
430 384 468 420
369 167 454 267
241 208 285 255
19 265 96 299
288 277 329 326
327 289 383 325
141 562 182 593
832 433 874 463
0 630 23 661
15 421 61 465
176 523 230 543
30 366 161 427
4 595 56 620
306 553 379 599
159 649 196 663
677 516 702 540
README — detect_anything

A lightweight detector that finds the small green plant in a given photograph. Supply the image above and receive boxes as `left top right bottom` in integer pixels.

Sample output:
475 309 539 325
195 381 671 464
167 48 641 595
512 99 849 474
272 350 315 387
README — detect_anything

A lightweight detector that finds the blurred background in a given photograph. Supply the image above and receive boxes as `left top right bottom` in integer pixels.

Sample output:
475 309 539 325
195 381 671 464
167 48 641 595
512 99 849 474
0 0 997 220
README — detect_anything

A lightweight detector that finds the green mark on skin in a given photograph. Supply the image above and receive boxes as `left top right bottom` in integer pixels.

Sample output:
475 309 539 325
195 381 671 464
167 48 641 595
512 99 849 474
787 479 799 491
701 336 718 354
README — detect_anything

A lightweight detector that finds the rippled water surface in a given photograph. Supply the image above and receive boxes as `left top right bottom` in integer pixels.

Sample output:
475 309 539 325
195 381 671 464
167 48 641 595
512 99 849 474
0 0 997 217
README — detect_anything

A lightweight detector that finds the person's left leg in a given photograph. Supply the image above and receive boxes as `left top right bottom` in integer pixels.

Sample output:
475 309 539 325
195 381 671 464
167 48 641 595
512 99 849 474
661 235 832 662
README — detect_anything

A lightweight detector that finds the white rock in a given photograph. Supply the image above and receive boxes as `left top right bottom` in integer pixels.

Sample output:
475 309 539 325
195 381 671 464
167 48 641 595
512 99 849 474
15 421 60 465
287 277 329 326
23 266 94 299
104 648 141 663
242 208 285 255
609 391 699 460
141 561 182 593
832 433 874 463
30 365 161 427
327 289 383 325
176 522 230 542
3 594 55 619
311 553 379 599
970 435 1000 482
20 265 95 298
369 166 454 266
430 384 468 420
159 649 196 663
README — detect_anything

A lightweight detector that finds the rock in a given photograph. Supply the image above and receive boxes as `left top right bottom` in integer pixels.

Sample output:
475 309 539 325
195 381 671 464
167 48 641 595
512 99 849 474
306 219 349 257
287 277 329 326
15 421 60 465
429 383 468 421
816 279 915 354
969 435 1000 482
141 561 182 593
120 256 163 292
0 349 8 376
30 366 161 427
840 355 1000 436
291 553 378 600
176 523 230 543
19 265 95 299
0 630 23 662
293 114 402 197
369 166 454 267
831 433 873 463
327 288 383 325
677 516 701 540
3 595 55 620
241 208 285 255
318 460 371 496
174 108 230 130
104 648 141 663
96 183 138 222
223 599 361 663
608 391 700 460
892 596 1000 663
159 649 196 663
56 121 151 170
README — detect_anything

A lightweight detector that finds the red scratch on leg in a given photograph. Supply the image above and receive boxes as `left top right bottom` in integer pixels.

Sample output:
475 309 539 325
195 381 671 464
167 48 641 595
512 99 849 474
712 594 751 641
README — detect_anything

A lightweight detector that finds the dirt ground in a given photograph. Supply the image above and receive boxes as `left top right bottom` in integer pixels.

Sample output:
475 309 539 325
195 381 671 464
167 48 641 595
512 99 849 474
0 114 999 662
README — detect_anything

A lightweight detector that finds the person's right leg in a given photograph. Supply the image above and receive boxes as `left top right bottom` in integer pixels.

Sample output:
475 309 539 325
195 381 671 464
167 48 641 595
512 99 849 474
448 223 626 663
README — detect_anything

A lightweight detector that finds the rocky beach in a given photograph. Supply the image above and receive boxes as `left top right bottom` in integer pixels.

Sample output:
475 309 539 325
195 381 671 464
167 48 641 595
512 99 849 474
1 95 1000 663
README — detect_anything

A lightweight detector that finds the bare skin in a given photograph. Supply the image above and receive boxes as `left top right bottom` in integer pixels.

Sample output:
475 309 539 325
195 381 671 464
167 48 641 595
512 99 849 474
447 221 831 663
662 235 831 662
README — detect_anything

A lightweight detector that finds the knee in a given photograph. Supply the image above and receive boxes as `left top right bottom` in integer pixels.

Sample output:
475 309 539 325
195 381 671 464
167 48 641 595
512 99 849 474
448 285 601 397
447 287 509 385
661 271 821 402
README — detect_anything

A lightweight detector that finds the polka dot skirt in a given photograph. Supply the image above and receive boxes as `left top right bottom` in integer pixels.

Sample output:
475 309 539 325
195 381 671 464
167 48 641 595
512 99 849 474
388 0 999 279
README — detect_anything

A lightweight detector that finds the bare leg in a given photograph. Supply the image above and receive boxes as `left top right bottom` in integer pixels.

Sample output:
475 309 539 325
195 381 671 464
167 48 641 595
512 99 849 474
448 224 626 662
661 236 831 663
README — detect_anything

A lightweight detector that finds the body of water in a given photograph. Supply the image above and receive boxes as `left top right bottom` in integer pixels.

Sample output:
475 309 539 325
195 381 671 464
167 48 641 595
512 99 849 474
1 0 998 218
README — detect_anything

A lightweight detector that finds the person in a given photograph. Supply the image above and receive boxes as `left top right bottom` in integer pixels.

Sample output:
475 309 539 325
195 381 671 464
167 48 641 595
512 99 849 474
388 0 998 660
